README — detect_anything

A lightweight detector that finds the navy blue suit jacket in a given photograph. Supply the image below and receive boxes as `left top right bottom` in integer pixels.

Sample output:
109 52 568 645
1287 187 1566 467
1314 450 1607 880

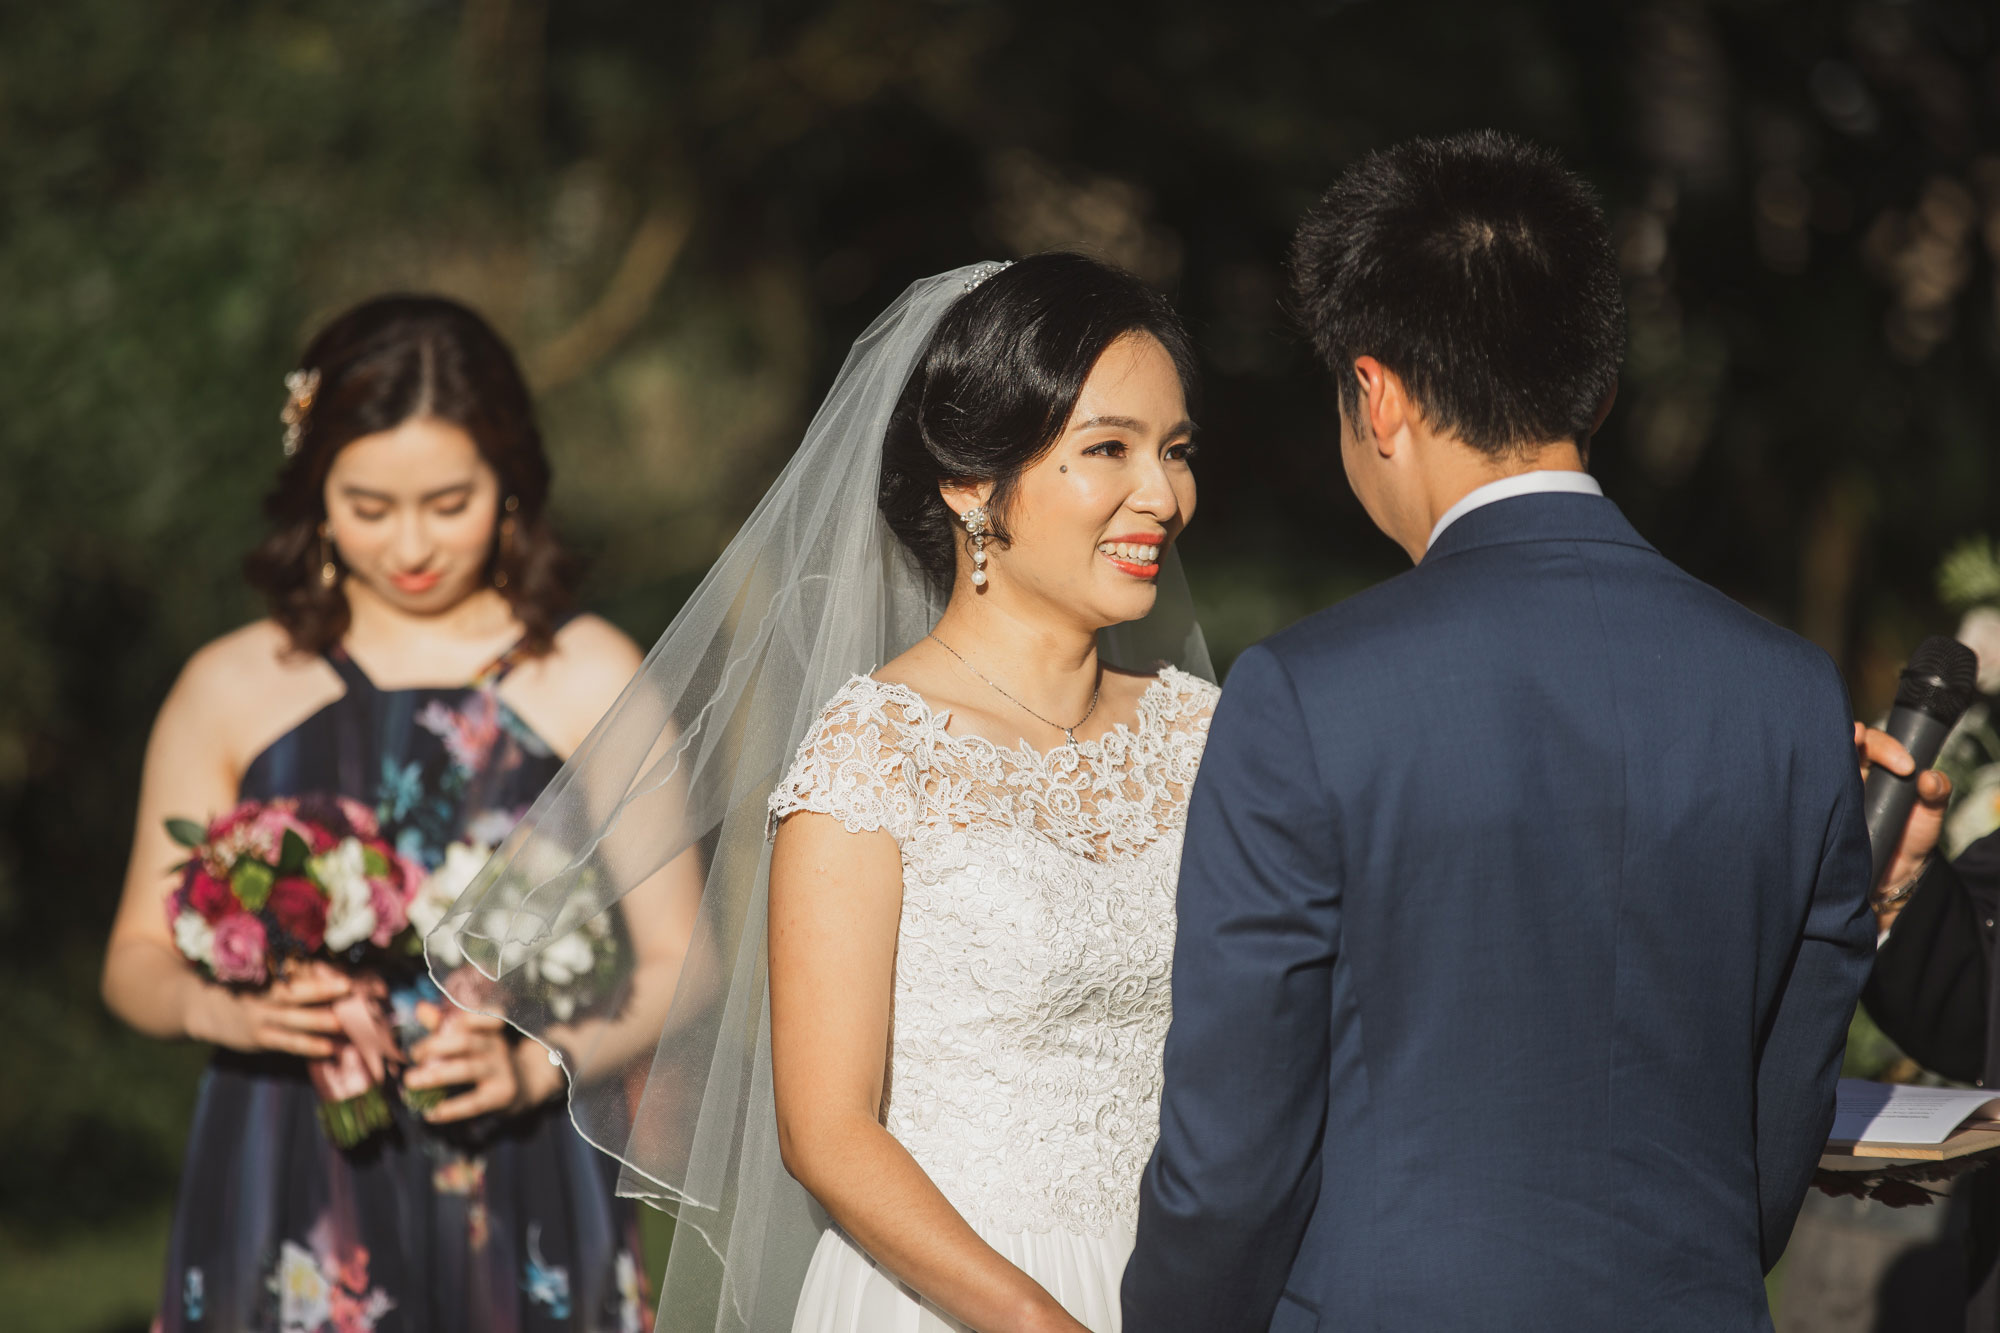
1123 493 1874 1332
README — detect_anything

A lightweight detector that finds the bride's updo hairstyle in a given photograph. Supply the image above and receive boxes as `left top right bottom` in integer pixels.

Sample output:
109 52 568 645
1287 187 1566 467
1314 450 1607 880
879 252 1197 595
246 295 579 655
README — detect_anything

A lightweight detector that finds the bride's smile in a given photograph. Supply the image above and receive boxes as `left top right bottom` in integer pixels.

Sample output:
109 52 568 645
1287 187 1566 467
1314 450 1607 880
968 328 1198 637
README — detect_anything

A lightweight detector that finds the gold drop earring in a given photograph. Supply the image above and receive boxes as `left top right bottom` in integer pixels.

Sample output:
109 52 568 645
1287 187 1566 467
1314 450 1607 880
963 506 991 589
493 495 519 590
317 522 339 588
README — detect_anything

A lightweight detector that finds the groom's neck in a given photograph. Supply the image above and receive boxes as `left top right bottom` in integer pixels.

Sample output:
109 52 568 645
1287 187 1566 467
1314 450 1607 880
1400 436 1588 562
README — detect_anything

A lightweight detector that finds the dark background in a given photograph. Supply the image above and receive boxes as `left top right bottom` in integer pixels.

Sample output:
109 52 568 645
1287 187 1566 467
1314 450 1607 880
4 1 1997 1327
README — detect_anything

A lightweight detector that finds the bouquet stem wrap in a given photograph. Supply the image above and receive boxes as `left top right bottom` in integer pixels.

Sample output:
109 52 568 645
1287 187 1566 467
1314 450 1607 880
307 973 406 1148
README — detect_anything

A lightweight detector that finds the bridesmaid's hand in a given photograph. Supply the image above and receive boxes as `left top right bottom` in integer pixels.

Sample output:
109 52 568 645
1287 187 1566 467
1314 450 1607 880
185 961 350 1058
405 1010 565 1122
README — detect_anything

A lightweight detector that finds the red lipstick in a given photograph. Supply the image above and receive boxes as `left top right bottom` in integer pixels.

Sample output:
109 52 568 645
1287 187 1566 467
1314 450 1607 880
1099 533 1167 580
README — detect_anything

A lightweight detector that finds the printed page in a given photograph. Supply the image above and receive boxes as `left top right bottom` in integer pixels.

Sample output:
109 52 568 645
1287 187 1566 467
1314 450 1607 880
1831 1079 2000 1146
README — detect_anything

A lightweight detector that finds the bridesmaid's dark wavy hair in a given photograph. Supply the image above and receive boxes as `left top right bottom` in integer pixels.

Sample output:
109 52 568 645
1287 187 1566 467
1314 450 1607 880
879 252 1198 595
246 295 579 656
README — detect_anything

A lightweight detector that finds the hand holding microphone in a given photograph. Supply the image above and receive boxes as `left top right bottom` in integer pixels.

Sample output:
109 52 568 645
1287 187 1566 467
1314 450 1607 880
1854 724 1951 914
1855 635 1978 921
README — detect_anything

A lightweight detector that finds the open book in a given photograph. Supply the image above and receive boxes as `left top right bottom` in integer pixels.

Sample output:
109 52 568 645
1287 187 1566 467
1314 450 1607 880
1829 1078 2000 1147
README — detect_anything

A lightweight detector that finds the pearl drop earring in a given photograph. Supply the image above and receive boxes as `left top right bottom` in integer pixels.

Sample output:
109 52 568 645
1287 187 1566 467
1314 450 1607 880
963 506 991 588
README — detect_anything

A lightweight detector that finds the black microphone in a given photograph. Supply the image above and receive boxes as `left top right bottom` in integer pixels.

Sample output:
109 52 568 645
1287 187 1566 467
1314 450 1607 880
1863 635 1979 884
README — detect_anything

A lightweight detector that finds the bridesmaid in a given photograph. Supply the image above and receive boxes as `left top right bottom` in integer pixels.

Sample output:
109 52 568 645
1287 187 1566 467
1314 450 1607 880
103 296 661 1333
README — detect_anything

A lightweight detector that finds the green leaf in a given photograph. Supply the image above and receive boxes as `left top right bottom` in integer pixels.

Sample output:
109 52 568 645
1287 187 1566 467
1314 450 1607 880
165 818 208 848
362 846 390 879
278 828 311 877
231 861 274 912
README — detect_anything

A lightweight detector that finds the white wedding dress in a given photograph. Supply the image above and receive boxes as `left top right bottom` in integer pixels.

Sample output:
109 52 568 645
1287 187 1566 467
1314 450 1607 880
767 665 1220 1333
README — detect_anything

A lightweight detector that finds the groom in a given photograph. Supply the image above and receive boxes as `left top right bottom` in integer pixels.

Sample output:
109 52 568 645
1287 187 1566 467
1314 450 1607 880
1123 131 1875 1331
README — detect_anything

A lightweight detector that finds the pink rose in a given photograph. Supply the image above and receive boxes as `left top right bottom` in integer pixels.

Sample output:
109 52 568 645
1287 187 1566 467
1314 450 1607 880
206 800 261 842
368 878 408 948
397 853 426 904
248 807 314 860
209 913 269 984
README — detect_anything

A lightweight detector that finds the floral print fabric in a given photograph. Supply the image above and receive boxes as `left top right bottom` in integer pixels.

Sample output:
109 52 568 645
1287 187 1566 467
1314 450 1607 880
156 640 648 1333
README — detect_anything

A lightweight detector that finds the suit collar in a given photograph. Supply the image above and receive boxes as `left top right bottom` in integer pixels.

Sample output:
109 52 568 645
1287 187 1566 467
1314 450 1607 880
1419 490 1654 565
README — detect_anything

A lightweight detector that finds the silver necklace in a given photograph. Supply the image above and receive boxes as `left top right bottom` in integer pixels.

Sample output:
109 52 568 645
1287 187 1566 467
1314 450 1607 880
927 633 1101 747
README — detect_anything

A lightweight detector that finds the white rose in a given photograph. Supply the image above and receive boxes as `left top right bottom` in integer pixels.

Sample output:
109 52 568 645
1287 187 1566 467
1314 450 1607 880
535 930 596 989
311 838 377 953
1959 608 2000 697
466 809 518 849
173 910 214 967
409 842 490 942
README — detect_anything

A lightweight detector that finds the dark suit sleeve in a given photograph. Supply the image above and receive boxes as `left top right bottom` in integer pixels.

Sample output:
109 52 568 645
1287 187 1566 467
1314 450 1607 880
1863 856 1991 1085
1122 644 1341 1332
1754 764 1875 1272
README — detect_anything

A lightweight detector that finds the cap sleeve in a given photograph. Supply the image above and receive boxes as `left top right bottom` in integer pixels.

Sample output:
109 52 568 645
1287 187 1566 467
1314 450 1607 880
767 677 924 843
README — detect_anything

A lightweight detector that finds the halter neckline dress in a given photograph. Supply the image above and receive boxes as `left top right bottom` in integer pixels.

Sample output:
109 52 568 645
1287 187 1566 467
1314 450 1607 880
156 635 650 1333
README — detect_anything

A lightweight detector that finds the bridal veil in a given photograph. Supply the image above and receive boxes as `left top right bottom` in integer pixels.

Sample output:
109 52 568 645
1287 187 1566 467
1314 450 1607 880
430 262 1211 1331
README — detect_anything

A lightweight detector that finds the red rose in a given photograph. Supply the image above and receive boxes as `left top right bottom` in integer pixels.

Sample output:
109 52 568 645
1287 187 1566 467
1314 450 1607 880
187 866 237 923
267 876 328 952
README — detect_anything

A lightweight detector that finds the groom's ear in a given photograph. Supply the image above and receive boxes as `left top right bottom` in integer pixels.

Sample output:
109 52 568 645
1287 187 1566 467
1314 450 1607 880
1589 382 1619 436
1352 356 1409 458
1576 383 1618 464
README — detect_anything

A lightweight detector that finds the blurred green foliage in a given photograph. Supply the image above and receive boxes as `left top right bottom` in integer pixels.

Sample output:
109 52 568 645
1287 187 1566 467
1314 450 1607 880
3 1 1997 1327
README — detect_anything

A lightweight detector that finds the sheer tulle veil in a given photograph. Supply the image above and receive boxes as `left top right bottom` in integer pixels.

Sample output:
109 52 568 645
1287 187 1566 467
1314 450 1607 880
428 262 1212 1331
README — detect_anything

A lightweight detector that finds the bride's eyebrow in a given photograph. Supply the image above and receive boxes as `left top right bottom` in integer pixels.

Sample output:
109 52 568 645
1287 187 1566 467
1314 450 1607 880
1068 414 1198 440
1072 414 1146 432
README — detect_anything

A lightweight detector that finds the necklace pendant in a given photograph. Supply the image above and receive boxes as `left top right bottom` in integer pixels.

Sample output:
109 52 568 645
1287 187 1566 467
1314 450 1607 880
1064 728 1077 747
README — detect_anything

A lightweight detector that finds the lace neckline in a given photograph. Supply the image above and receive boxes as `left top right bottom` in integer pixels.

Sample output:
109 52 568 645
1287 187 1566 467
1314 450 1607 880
865 667 1192 769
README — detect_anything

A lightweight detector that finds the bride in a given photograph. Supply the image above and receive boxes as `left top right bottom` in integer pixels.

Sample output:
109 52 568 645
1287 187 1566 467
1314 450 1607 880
430 253 1216 1333
769 252 1216 1332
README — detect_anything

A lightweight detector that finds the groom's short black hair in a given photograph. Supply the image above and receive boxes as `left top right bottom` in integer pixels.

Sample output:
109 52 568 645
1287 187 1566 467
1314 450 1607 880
1290 130 1624 455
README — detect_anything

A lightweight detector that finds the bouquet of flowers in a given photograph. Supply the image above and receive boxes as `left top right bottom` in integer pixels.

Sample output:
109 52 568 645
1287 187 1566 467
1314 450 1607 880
412 840 626 1024
166 797 429 1146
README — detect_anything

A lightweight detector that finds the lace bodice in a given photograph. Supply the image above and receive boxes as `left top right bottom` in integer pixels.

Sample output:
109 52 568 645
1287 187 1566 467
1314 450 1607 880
769 666 1218 1238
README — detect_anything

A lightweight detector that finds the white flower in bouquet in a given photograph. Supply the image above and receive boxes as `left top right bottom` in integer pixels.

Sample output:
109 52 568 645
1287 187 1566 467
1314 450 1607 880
1959 607 2000 697
411 841 493 968
536 930 597 988
172 910 215 967
311 838 377 953
466 808 518 849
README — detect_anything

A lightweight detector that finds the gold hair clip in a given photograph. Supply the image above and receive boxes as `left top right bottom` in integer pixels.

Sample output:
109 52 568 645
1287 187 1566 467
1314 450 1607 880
280 368 320 457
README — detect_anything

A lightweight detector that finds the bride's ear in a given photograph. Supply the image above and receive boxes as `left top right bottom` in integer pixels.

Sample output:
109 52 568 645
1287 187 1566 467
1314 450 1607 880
939 481 995 522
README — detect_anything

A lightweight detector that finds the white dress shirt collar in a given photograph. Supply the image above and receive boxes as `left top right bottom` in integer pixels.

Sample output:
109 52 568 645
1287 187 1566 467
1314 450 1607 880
1426 469 1604 551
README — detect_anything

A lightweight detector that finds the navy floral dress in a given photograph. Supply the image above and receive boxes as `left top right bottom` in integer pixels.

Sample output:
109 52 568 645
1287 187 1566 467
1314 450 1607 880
157 640 649 1333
